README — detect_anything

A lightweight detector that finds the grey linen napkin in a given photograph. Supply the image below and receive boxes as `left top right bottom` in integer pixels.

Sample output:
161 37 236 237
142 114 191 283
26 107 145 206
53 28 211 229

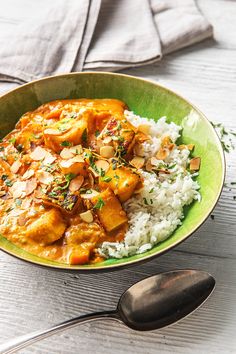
0 0 213 87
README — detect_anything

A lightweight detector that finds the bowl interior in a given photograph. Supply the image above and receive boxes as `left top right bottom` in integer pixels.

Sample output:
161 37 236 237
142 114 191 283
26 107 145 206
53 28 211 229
0 72 225 270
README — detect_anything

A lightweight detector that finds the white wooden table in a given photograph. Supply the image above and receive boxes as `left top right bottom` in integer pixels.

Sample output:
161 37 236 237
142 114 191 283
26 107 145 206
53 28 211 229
0 1 236 353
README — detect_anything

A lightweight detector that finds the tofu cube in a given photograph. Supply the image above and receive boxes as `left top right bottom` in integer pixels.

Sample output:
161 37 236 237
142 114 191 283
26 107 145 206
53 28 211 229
92 189 128 232
99 166 140 202
26 208 67 245
43 110 95 152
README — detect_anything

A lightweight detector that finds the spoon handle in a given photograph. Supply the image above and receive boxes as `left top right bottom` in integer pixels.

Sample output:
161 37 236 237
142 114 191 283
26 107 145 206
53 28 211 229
0 310 120 354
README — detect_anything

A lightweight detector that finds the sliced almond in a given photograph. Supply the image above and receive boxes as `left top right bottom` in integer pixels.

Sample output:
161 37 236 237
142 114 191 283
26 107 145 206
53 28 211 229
34 189 44 199
150 157 159 166
79 210 94 223
44 152 56 165
178 144 195 151
30 146 48 161
103 136 112 145
60 148 74 160
178 145 187 150
187 144 195 151
99 146 115 158
37 171 54 185
60 156 84 169
72 156 84 163
190 157 201 171
69 144 83 155
18 214 28 226
69 176 84 192
130 156 145 169
22 169 35 180
59 159 73 169
9 181 27 199
156 148 169 160
145 158 153 172
88 166 100 178
21 198 32 210
10 209 26 217
10 160 22 174
25 178 38 196
88 173 95 188
80 189 99 199
95 159 110 172
138 124 150 135
44 128 61 135
133 143 144 157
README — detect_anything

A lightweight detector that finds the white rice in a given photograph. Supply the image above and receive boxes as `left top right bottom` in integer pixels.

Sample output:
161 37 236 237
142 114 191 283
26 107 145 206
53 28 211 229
99 110 200 259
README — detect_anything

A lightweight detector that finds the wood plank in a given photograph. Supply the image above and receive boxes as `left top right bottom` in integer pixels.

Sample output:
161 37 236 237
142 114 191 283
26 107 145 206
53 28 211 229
0 251 236 353
1 0 236 353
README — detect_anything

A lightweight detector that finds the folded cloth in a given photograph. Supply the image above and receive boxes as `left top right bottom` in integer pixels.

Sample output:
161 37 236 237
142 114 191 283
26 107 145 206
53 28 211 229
84 0 213 71
0 0 213 86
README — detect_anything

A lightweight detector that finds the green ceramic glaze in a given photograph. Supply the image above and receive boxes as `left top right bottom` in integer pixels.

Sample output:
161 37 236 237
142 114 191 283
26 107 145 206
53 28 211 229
0 72 225 271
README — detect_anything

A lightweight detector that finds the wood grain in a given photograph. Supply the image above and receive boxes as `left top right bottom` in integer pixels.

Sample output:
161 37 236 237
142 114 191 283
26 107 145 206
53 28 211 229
0 0 236 353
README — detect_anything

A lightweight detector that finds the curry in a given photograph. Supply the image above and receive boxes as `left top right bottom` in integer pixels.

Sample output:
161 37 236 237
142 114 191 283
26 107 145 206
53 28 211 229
0 99 146 265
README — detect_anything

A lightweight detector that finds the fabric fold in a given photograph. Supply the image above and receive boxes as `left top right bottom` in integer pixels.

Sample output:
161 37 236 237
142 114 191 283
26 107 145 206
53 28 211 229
0 0 100 82
0 0 213 87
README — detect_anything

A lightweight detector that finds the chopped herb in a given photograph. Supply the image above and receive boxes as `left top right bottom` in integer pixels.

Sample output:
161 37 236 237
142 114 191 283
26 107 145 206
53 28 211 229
112 163 117 170
60 141 72 147
117 122 122 130
210 122 222 128
233 196 236 200
54 173 76 191
125 182 130 187
1 175 8 181
5 179 13 187
15 199 22 206
16 144 23 152
101 176 112 183
80 188 92 194
210 214 215 220
220 126 228 136
9 137 16 144
99 168 106 177
230 182 236 185
65 173 76 183
48 191 58 198
69 112 77 119
143 197 149 205
44 164 56 173
211 121 235 153
112 135 125 142
58 125 68 132
93 197 105 210
82 129 88 143
95 130 100 137
114 174 120 180
5 207 13 213
149 188 154 193
31 133 41 139
168 163 176 170
150 199 153 204
221 141 230 153
0 147 4 152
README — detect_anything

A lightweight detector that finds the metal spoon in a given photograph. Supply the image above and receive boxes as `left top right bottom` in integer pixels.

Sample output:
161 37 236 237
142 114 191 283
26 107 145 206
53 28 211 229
0 269 215 354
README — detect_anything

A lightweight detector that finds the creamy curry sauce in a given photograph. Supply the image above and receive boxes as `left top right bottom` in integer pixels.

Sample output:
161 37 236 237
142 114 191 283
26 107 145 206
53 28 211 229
0 99 146 264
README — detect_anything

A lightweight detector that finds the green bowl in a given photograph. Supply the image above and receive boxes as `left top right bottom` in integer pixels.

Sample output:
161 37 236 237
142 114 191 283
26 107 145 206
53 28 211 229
0 72 225 271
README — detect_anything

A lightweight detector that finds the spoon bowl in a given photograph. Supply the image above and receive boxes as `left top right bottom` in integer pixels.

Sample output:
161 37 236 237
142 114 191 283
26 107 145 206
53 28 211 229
118 269 215 331
0 270 215 354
